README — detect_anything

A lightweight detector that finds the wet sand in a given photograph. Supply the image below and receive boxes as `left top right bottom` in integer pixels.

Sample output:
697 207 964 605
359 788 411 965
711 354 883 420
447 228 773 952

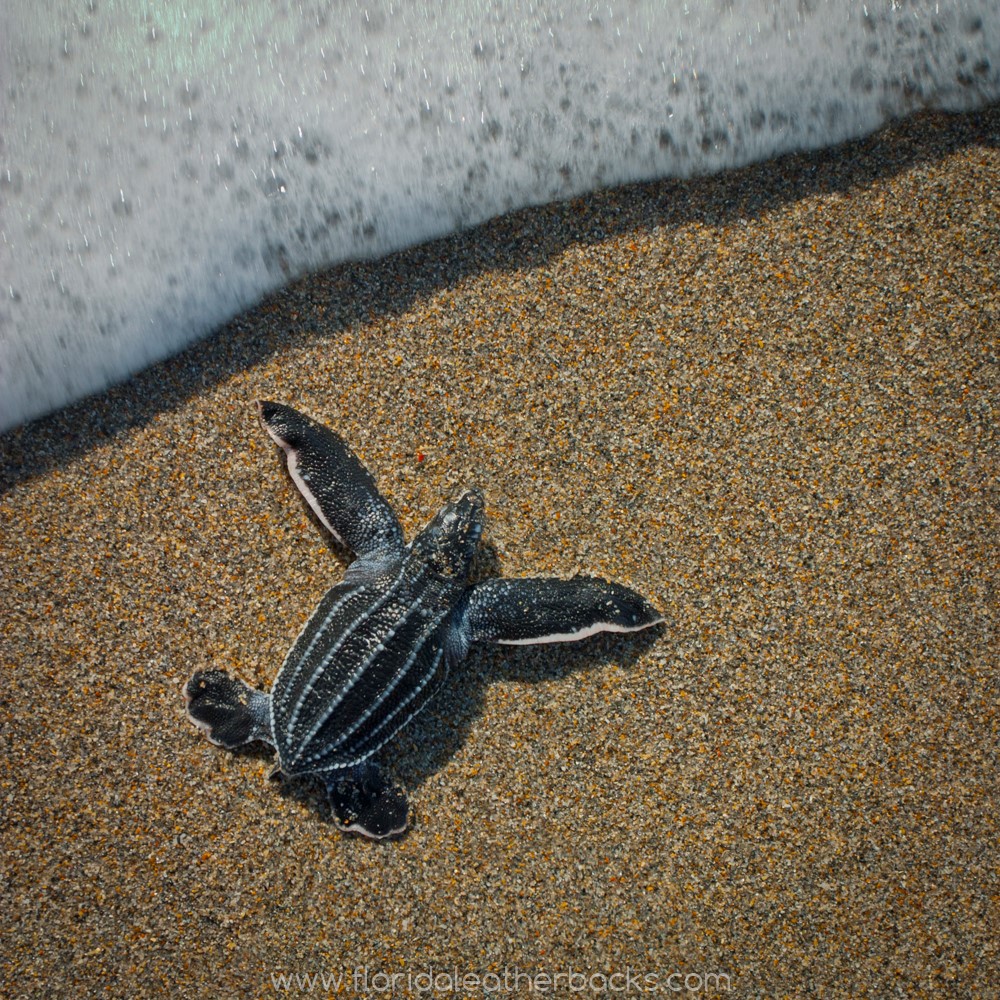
2 105 998 998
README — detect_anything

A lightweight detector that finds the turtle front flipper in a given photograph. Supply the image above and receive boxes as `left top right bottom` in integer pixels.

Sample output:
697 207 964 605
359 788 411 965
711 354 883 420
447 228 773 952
325 762 409 839
455 577 664 646
184 670 274 749
257 401 405 563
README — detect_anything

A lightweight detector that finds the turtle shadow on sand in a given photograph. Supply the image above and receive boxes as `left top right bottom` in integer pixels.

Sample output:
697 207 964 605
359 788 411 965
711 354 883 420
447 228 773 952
387 624 665 800
393 535 667 797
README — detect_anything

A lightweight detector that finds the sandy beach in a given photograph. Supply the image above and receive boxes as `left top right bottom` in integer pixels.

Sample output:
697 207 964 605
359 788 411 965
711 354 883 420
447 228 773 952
2 105 997 998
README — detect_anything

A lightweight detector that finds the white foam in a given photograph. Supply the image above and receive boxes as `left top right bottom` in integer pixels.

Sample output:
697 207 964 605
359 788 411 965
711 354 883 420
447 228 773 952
2 1 997 430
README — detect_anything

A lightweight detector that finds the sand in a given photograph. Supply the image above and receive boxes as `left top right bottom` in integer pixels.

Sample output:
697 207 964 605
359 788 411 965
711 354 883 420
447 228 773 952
1 105 997 998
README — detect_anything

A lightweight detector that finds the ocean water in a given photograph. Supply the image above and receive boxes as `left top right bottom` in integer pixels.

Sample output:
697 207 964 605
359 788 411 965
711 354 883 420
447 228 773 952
2 1 997 432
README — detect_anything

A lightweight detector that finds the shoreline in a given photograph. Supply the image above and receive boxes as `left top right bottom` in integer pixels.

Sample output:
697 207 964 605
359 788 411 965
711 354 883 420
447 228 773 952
2 105 998 997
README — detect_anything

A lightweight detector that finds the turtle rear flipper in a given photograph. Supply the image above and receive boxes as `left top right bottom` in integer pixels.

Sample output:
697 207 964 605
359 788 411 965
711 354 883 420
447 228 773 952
326 762 408 839
457 577 663 646
184 670 274 749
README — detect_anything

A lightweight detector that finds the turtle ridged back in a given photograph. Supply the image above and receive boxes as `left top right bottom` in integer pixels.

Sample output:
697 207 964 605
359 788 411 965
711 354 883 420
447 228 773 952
271 557 458 774
328 634 447 765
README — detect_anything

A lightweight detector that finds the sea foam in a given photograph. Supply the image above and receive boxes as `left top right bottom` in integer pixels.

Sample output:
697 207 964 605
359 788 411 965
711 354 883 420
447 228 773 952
2 1 997 431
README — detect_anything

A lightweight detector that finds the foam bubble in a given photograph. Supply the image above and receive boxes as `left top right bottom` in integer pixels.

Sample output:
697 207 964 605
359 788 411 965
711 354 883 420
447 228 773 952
1 1 997 430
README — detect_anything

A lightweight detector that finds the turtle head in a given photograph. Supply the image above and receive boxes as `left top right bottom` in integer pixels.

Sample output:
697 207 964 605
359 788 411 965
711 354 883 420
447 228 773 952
411 488 485 579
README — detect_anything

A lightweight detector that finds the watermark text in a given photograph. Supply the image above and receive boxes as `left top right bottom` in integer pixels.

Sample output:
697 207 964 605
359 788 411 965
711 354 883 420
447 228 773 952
270 965 732 994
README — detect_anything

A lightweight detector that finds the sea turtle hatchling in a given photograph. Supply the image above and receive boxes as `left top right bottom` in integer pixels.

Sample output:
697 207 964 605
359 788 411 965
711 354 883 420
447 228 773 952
185 401 663 838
